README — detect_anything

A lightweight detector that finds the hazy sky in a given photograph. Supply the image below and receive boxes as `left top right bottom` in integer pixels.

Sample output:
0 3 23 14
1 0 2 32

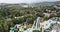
0 0 60 3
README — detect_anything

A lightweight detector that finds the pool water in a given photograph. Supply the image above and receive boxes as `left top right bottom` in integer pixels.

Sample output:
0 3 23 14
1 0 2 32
23 30 29 32
10 27 14 32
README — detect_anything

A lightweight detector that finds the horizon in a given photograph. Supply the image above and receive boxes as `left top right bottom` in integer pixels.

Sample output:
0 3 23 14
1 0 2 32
0 0 60 4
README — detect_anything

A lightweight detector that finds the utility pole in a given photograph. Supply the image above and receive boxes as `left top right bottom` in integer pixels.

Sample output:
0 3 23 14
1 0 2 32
42 28 44 32
42 25 44 32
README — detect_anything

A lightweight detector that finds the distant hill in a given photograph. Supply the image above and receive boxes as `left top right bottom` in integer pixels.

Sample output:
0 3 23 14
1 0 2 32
0 1 60 7
31 1 60 6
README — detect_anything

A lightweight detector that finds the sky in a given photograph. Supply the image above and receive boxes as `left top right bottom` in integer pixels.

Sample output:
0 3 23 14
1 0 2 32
0 0 60 3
